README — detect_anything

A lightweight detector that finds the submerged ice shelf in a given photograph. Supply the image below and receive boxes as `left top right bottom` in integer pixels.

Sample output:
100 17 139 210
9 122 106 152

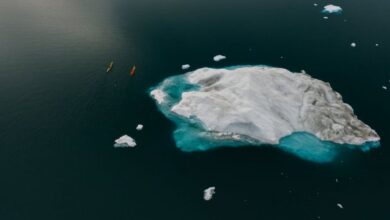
149 65 380 163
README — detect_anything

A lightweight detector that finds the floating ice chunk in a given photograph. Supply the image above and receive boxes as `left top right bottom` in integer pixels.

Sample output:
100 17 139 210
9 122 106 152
323 16 329 20
213 55 226 62
383 86 388 90
136 124 144 131
150 66 380 163
181 64 190 70
337 203 344 209
114 135 136 147
203 186 216 201
314 3 318 7
375 43 379 47
150 89 166 104
351 42 357 47
322 4 343 14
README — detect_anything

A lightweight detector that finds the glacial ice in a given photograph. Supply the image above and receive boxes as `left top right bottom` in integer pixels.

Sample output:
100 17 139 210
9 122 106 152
182 64 190 70
203 186 216 201
114 135 136 147
322 5 343 14
213 55 226 62
136 124 144 131
149 66 380 163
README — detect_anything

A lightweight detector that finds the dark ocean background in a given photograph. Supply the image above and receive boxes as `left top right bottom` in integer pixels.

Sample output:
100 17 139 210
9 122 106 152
0 0 389 219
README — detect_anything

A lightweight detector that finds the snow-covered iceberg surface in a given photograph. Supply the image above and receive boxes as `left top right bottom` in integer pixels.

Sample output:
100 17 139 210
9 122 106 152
322 5 343 14
149 66 380 163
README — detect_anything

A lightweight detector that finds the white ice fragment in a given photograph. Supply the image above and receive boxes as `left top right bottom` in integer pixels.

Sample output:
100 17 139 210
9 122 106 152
382 86 388 90
213 55 226 62
323 16 329 20
203 186 216 201
351 42 357 47
181 64 190 70
114 135 136 148
136 124 144 131
322 5 343 14
337 203 344 209
314 3 318 7
150 89 166 104
375 43 379 47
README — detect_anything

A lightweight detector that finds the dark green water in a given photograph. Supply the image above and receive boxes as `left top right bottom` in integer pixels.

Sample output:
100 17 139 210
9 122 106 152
0 0 389 219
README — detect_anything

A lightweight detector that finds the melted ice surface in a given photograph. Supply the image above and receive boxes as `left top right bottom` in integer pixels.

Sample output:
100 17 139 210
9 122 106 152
150 66 380 162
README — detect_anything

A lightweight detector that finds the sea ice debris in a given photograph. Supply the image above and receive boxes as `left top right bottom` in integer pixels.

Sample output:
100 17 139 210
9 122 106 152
136 124 144 131
182 64 190 70
203 186 216 201
114 135 136 147
322 4 343 14
213 55 226 62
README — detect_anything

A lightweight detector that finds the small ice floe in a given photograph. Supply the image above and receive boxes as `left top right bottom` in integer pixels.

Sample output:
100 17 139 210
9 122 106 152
375 43 380 47
203 186 216 201
323 16 329 20
322 4 343 14
150 89 166 104
337 203 344 209
136 124 144 131
351 42 357 47
114 135 136 148
181 64 190 70
335 178 339 183
314 3 318 7
382 86 388 90
213 55 226 62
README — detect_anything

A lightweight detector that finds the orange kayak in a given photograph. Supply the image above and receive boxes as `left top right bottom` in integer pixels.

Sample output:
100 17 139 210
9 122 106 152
130 65 136 77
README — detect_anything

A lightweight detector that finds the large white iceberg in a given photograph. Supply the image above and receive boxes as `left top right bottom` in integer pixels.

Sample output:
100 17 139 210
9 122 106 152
150 66 380 162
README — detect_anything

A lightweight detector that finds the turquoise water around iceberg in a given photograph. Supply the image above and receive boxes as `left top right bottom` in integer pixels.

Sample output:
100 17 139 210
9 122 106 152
150 66 380 163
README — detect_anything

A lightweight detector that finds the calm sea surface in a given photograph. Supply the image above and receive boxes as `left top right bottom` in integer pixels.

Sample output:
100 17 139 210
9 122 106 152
0 0 389 219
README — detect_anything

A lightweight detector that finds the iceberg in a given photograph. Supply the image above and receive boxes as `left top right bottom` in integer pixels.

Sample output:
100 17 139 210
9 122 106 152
149 66 380 163
136 124 144 131
181 64 190 70
322 4 343 14
203 186 216 201
213 55 226 62
114 135 136 148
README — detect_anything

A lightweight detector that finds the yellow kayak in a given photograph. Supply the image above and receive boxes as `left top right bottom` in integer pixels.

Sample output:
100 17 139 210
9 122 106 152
106 61 114 72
